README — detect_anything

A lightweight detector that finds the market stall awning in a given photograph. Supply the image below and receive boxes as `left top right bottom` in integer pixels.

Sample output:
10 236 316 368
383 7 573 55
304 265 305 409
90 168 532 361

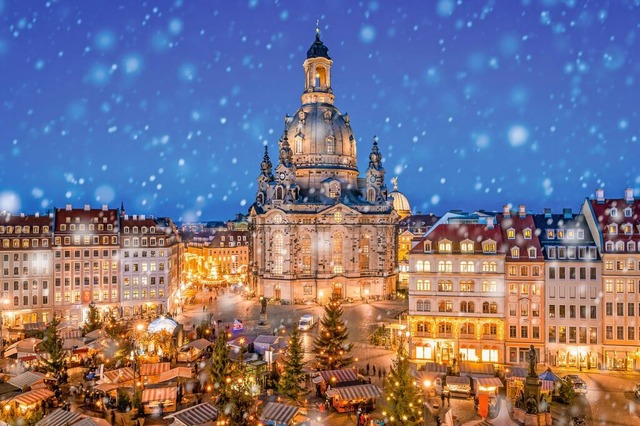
475 377 504 388
10 388 54 406
318 369 358 384
538 368 562 382
3 338 42 358
35 408 81 426
93 383 121 393
445 376 470 386
185 338 212 352
7 371 46 389
103 367 135 384
140 362 171 377
158 367 193 383
541 380 557 392
142 386 177 403
259 402 299 425
506 367 528 378
166 402 219 426
325 384 382 400
459 362 495 375
72 418 111 426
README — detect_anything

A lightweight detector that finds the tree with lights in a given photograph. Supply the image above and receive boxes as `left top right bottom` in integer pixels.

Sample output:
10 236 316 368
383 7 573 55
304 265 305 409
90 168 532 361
39 316 66 374
278 326 307 402
312 299 353 370
218 361 259 426
383 334 423 425
82 302 102 334
209 330 234 402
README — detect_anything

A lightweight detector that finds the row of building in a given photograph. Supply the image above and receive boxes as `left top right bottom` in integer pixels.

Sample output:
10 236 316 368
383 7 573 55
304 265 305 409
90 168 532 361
405 188 640 371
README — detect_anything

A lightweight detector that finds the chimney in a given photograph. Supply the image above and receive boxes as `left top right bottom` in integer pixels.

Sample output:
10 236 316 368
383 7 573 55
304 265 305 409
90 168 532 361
563 208 572 219
20 213 25 218
518 205 526 218
65 204 72 211
83 204 90 211
543 208 552 218
133 215 138 220
486 217 495 229
35 212 40 218
140 215 146 220
124 214 129 220
102 204 108 211
503 205 510 217
625 188 634 203
595 188 605 203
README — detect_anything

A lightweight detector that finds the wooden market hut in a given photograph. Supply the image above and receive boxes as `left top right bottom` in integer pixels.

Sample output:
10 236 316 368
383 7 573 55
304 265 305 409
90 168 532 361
165 402 219 426
325 384 381 413
141 386 178 415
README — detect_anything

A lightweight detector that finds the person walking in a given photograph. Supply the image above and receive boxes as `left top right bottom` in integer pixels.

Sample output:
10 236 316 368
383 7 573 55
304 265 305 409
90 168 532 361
441 391 445 406
366 363 370 375
372 365 376 376
377 369 382 381
446 391 451 406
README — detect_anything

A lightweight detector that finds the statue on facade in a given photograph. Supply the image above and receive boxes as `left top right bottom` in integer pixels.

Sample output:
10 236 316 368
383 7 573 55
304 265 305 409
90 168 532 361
260 297 268 315
528 344 537 377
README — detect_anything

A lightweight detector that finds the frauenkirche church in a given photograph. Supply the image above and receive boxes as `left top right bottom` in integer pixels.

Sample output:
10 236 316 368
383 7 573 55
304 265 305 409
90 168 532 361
249 30 398 303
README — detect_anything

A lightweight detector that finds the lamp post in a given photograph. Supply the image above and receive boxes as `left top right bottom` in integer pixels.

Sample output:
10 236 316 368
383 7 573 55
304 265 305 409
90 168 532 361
132 322 145 397
0 295 8 356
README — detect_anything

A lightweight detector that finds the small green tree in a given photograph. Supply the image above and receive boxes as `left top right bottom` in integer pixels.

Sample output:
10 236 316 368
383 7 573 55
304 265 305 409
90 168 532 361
312 300 353 370
277 327 306 402
117 388 132 412
82 302 103 334
384 335 423 426
219 362 258 426
209 331 233 401
39 316 65 373
558 377 576 404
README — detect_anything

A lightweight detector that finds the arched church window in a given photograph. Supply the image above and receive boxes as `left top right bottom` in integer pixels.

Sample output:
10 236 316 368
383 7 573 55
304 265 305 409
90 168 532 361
275 186 284 200
332 233 343 274
367 188 375 202
272 232 284 275
295 136 303 154
301 235 312 274
326 136 335 154
359 235 370 271
315 66 326 88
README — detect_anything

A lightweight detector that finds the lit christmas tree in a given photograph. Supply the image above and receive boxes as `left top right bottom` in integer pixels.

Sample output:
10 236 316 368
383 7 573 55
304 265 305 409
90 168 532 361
383 334 423 425
278 326 307 402
312 300 353 370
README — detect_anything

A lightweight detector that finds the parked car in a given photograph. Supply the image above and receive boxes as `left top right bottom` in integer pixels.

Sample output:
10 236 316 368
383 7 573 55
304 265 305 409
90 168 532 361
634 383 640 399
563 374 587 395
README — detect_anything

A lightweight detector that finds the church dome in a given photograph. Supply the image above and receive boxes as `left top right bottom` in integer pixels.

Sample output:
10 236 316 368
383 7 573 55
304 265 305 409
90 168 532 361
389 178 411 218
284 103 357 171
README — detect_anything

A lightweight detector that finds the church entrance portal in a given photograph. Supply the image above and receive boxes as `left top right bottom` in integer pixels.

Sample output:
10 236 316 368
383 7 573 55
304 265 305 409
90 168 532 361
274 285 281 300
332 282 343 299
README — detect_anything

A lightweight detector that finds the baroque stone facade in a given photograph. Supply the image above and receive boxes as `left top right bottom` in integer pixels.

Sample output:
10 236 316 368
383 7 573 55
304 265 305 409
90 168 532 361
248 31 398 303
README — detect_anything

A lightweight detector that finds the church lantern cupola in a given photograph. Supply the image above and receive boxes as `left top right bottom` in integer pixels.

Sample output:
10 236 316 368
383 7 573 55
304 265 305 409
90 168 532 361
302 25 334 105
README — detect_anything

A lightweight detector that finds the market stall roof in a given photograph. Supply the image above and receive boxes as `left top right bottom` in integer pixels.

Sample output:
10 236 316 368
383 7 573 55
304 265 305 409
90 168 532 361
541 380 557 392
72 418 111 426
3 338 42 358
93 383 121 393
317 369 358 384
148 317 178 334
59 329 82 340
185 338 212 351
36 408 81 426
505 367 528 378
445 376 470 386
259 402 299 425
325 384 382 400
7 371 46 389
538 368 562 382
84 329 105 341
459 362 495 376
158 367 193 383
142 386 178 403
62 338 87 351
166 402 219 426
140 362 171 377
9 388 54 406
0 383 21 401
103 367 135 384
421 362 448 373
475 377 504 388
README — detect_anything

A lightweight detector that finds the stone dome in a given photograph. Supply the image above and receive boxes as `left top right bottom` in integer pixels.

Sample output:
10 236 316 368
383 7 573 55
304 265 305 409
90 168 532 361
389 177 411 217
284 102 357 171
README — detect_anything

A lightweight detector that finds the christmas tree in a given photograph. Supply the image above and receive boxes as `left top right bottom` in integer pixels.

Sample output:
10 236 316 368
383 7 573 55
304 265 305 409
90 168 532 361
277 326 307 402
209 330 233 402
312 300 353 370
39 316 65 373
383 334 423 425
82 302 103 334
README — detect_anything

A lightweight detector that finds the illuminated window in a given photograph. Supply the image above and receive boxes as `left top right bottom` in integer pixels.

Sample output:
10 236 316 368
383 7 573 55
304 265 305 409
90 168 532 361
332 233 343 274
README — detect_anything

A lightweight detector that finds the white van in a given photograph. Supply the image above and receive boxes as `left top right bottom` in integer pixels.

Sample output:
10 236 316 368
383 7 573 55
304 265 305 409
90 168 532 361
298 314 315 331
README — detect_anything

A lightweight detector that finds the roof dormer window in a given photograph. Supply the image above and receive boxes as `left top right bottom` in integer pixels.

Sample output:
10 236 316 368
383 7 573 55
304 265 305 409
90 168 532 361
507 228 515 239
523 228 532 239
511 247 520 258
461 241 474 253
622 223 633 235
624 207 632 218
610 208 618 217
528 247 537 258
483 241 496 253
438 241 452 253
423 242 432 253
609 224 618 235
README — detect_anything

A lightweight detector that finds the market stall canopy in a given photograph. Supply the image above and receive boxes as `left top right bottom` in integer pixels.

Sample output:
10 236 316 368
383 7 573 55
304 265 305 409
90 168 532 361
36 408 81 426
165 402 219 426
63 338 88 351
259 402 299 425
445 376 471 386
158 367 193 383
185 338 212 352
142 386 178 403
93 383 121 393
58 328 82 340
316 369 358 385
3 338 42 358
460 362 495 376
140 362 171 377
84 329 105 341
9 388 54 406
7 371 46 389
475 377 504 388
72 418 111 426
505 367 528 378
420 362 448 373
538 368 562 382
0 383 21 401
325 384 382 400
148 317 178 334
541 380 557 392
103 367 135 384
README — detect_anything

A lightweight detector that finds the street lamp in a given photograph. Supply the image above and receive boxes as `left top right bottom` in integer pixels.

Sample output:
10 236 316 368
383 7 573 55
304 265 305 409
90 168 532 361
364 288 370 304
132 322 145 396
